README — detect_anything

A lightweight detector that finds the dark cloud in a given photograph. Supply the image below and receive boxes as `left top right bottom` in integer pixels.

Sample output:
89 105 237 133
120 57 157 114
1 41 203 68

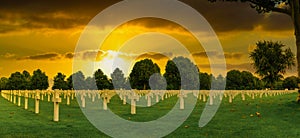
17 53 60 60
82 50 105 61
137 53 171 60
16 52 77 60
192 51 218 58
223 53 244 59
192 51 243 59
64 52 74 59
0 0 293 34
181 0 293 32
0 0 120 33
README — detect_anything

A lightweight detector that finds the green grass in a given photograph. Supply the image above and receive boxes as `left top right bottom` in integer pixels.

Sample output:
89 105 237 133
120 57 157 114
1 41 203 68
0 92 300 138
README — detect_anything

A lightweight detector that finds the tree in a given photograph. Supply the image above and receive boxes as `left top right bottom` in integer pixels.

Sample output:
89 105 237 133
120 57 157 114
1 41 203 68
66 75 73 90
31 69 49 90
94 69 112 90
149 73 166 90
212 74 226 90
226 70 242 90
226 70 263 90
7 72 26 90
240 71 260 90
199 72 212 90
164 57 199 90
85 76 97 90
164 60 180 90
209 0 300 80
67 71 86 90
209 0 300 94
283 76 299 90
129 59 160 90
22 70 32 90
250 41 295 89
111 68 126 90
0 77 8 90
52 72 68 90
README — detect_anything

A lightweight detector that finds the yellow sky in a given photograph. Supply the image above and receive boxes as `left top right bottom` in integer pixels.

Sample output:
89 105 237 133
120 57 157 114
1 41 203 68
0 1 297 79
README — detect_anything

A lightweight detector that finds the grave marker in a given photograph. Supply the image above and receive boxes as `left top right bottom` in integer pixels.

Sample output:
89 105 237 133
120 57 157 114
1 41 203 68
53 90 62 122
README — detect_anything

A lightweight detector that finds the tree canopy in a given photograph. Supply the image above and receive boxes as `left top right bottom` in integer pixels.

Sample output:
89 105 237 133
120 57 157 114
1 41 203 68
94 69 112 90
52 73 68 90
129 59 160 90
31 69 49 90
111 68 126 90
250 41 295 89
164 57 199 90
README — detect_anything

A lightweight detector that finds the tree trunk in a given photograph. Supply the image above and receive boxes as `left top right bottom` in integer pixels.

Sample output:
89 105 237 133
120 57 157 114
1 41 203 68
296 34 300 94
291 0 300 93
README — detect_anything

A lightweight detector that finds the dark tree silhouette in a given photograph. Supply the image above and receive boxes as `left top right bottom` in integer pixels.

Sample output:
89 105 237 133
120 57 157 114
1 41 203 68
282 76 299 90
111 68 126 90
52 72 68 90
31 69 49 90
94 69 112 90
164 57 199 90
129 59 160 90
250 41 295 89
67 71 86 90
7 72 27 90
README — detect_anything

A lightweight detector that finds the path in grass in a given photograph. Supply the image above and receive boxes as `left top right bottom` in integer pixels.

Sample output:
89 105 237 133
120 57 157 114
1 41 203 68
0 92 299 137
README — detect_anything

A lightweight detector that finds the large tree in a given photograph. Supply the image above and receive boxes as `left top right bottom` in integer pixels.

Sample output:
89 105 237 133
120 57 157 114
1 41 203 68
52 72 68 90
94 69 112 90
0 77 9 90
212 74 226 90
31 69 49 90
164 60 180 90
226 70 262 90
85 77 97 90
7 72 27 90
199 72 212 90
67 71 86 90
282 76 299 89
129 59 160 90
209 0 300 77
22 70 32 90
111 68 126 90
164 57 199 90
226 70 242 90
250 41 295 89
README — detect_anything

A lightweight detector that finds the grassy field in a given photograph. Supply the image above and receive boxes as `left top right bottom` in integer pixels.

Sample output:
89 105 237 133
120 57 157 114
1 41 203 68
0 92 299 138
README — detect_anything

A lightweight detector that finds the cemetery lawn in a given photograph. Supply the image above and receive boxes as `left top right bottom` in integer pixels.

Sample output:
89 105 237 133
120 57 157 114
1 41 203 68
0 92 300 138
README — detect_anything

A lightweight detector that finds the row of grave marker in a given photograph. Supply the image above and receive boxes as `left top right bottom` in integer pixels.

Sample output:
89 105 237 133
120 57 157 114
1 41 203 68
1 89 297 121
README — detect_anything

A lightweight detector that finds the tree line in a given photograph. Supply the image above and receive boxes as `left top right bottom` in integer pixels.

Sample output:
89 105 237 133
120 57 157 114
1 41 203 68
0 56 299 91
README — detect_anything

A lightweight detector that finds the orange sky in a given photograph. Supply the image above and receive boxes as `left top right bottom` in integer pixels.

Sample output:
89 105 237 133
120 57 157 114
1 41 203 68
0 1 297 79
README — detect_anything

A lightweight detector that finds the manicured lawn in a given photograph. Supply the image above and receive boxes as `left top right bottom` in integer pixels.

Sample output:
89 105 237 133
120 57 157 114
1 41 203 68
0 92 299 137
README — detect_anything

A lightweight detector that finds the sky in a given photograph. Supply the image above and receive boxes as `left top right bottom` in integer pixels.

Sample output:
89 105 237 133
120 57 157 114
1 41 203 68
0 0 296 79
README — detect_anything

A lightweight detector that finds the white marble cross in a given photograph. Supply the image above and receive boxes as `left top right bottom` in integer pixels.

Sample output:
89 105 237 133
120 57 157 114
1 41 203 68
128 91 139 114
53 90 62 122
35 91 40 114
24 91 29 110
145 92 153 107
178 91 187 110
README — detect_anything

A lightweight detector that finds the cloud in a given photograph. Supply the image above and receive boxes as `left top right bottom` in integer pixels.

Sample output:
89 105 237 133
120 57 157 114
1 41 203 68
2 53 16 59
17 52 61 60
181 0 293 32
192 51 244 60
16 52 77 61
136 52 172 60
64 52 74 59
223 52 244 59
0 0 293 34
